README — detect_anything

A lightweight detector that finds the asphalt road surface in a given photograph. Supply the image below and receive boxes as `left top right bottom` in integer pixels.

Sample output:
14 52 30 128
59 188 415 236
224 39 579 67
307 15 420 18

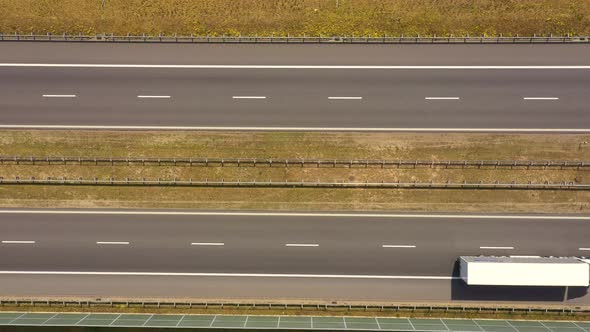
1 43 588 66
0 210 589 304
0 43 588 130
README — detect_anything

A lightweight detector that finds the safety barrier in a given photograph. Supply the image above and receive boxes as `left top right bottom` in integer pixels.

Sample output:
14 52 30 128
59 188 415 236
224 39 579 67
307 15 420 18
1 177 587 190
0 33 588 44
2 156 588 169
0 299 587 315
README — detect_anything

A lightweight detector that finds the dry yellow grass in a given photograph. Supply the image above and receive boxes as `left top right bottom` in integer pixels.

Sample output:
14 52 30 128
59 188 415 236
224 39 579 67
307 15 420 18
0 0 588 36
1 186 588 214
1 131 588 160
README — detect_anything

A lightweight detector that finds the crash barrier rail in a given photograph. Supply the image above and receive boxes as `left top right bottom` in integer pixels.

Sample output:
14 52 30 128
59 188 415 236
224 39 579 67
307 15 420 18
1 177 588 190
2 156 589 169
1 33 589 44
0 299 587 315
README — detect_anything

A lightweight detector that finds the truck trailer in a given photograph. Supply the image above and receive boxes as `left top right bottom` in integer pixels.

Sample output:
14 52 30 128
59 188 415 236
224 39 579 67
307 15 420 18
459 256 590 287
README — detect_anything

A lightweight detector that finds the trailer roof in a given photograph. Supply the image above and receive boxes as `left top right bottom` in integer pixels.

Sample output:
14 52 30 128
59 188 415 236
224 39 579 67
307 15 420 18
461 256 585 264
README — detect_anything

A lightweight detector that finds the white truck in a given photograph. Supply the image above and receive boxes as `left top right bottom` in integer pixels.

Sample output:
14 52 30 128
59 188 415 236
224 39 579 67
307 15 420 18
459 256 590 287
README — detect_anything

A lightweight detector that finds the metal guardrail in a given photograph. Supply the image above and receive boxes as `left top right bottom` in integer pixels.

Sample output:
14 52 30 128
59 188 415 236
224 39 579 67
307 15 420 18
1 177 587 190
1 33 589 44
0 299 587 315
3 156 589 169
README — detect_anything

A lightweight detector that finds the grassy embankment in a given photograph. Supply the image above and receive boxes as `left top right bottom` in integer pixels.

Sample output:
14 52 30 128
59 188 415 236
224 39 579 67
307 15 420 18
0 0 589 36
0 131 588 213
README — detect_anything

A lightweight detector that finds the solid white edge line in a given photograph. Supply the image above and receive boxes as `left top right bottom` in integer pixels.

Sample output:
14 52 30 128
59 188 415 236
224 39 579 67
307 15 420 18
382 245 416 248
0 210 588 220
523 97 559 100
42 94 76 98
191 242 225 246
579 248 590 251
479 246 515 250
1 240 35 244
285 244 319 247
425 97 460 100
137 95 171 99
0 270 457 279
328 97 363 100
96 241 130 245
0 125 587 132
3 64 590 69
232 96 267 99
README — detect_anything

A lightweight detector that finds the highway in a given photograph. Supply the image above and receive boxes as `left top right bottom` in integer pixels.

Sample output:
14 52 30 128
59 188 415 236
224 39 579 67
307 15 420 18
0 210 589 303
0 43 589 131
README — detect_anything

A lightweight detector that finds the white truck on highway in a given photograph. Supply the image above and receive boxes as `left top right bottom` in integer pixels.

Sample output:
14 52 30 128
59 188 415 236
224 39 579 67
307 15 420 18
459 256 590 287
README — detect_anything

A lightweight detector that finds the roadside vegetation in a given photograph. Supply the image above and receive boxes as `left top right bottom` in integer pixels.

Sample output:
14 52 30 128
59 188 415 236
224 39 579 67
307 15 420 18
0 0 589 37
0 130 588 213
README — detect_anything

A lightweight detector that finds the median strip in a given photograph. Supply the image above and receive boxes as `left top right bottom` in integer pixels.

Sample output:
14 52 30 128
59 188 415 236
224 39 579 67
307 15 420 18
0 130 587 213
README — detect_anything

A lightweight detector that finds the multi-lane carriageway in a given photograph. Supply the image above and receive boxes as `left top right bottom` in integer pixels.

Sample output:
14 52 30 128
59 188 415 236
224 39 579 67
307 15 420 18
0 43 589 131
1 43 590 303
0 210 589 304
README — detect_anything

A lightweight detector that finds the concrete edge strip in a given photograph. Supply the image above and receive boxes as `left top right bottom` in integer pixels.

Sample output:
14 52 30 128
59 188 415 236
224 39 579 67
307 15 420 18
0 209 588 220
2 64 590 69
0 125 588 132
0 270 457 279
